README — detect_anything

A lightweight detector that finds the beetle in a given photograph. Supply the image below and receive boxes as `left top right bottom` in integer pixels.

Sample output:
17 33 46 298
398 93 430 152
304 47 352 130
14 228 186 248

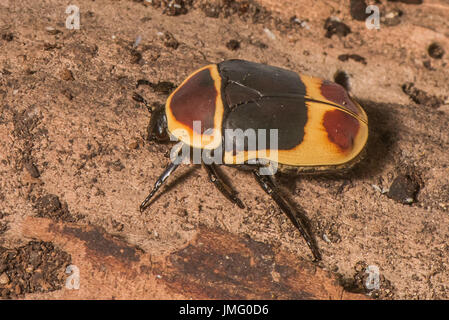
136 59 368 261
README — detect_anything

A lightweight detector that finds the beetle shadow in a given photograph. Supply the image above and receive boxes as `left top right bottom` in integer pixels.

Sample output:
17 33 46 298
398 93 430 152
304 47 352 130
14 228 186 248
279 99 401 189
350 98 400 180
265 100 401 251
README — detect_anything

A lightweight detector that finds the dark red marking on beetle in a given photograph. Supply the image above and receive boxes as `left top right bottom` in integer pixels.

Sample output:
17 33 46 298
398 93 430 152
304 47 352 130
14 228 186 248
322 109 359 151
320 80 361 117
169 68 217 134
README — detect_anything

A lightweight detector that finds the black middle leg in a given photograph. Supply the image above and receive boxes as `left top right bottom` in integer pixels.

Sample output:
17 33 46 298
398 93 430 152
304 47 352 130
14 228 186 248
203 163 245 209
253 169 322 261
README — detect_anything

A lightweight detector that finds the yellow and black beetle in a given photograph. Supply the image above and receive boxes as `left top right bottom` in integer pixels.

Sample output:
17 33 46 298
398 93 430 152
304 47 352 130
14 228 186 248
138 60 368 261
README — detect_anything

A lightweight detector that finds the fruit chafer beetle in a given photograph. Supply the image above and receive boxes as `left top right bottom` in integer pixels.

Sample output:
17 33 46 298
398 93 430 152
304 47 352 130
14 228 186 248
136 59 368 261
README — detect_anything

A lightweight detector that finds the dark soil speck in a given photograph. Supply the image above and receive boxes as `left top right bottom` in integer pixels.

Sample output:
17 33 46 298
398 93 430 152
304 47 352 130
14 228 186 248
226 39 241 51
387 174 420 205
324 18 351 38
428 42 445 59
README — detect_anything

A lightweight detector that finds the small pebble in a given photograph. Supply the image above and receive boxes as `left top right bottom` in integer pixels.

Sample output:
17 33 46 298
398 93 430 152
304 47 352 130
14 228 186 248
428 42 444 59
45 27 61 35
0 273 9 285
324 17 351 38
338 54 367 65
25 161 40 178
128 141 139 150
264 28 276 40
382 9 402 27
60 68 74 81
15 285 21 295
387 174 420 205
350 0 369 21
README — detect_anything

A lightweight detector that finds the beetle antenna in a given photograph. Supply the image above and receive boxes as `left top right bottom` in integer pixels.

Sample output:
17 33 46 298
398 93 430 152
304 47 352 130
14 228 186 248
132 92 153 114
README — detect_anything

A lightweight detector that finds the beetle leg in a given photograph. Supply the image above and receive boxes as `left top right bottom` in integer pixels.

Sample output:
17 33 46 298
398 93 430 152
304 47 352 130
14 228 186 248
140 161 180 212
252 170 322 261
203 163 245 209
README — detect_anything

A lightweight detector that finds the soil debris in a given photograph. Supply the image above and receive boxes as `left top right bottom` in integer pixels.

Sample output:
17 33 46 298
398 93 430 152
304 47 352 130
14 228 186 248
349 0 369 22
324 17 351 38
338 54 367 65
387 175 420 205
0 241 71 299
402 82 443 108
428 42 445 59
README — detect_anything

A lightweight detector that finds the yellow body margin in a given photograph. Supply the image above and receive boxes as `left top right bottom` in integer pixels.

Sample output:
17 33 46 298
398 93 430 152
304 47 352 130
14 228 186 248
223 101 368 168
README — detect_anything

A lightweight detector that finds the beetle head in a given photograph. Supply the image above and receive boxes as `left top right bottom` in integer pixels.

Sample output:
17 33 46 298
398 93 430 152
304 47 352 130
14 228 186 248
148 104 170 142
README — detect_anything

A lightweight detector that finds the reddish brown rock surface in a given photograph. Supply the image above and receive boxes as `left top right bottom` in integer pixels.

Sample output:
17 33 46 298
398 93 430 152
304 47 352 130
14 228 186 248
0 0 448 299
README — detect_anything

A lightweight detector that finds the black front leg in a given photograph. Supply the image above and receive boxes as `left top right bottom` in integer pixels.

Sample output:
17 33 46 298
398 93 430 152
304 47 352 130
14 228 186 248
253 170 322 261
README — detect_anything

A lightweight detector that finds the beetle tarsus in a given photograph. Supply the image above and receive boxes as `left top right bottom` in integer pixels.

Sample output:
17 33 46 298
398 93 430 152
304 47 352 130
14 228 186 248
252 170 322 261
204 163 245 209
140 160 180 212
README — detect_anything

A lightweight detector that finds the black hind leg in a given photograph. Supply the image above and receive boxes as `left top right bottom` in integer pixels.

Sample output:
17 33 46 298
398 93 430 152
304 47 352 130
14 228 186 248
253 170 321 261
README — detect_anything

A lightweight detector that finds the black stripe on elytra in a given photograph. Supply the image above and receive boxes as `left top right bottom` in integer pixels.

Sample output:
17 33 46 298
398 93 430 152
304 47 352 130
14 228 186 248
222 95 308 152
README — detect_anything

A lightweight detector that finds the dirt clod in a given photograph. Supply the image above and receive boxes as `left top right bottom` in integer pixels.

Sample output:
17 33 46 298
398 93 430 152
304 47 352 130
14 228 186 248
145 81 176 95
24 161 40 178
34 195 80 222
60 69 74 81
402 82 443 108
147 0 192 16
338 54 367 65
162 32 179 49
428 42 445 59
324 18 351 38
226 39 241 51
1 32 13 41
0 223 7 235
350 0 369 21
387 175 420 204
45 27 61 35
0 273 10 285
130 50 143 64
